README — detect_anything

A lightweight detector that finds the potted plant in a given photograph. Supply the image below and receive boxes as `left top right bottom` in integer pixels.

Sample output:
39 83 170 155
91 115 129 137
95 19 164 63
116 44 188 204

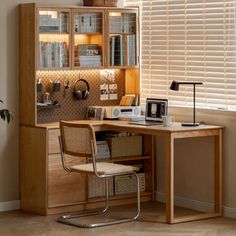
0 100 12 123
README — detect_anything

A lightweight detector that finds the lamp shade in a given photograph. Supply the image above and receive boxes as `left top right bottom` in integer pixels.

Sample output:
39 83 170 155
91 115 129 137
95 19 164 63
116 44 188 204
170 81 179 91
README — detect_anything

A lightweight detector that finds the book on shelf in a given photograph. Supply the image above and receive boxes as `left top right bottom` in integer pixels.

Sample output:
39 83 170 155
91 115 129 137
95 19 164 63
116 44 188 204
85 106 105 120
74 13 102 33
79 55 102 67
109 15 122 33
110 37 115 66
78 44 101 56
39 12 69 33
39 41 68 68
110 35 124 66
127 35 136 66
88 140 111 161
60 12 69 32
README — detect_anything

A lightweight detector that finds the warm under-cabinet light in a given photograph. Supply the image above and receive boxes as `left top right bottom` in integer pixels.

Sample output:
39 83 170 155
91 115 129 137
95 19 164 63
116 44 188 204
39 34 69 43
39 10 58 19
109 12 122 17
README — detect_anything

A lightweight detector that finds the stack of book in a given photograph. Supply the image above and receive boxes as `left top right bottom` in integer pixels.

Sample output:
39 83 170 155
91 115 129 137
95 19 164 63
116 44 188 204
88 140 110 161
79 55 102 67
39 41 69 68
74 44 102 67
96 140 111 160
39 12 68 33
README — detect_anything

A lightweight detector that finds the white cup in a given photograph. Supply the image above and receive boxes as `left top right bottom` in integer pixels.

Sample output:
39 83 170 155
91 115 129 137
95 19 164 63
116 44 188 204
162 115 175 127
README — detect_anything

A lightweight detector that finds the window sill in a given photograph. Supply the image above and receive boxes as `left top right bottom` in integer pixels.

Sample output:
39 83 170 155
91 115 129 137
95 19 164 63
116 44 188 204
169 105 236 121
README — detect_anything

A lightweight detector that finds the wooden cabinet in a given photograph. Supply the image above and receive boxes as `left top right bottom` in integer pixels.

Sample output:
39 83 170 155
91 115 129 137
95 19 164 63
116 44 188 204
32 5 139 70
19 3 140 127
20 3 147 216
20 125 154 215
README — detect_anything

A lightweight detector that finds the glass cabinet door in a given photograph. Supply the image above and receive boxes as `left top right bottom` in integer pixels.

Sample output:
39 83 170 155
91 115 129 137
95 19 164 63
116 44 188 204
38 9 70 69
73 10 104 68
108 10 138 67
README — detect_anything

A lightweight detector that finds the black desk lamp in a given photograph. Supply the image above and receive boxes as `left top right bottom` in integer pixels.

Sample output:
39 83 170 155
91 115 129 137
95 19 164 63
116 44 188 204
170 80 203 126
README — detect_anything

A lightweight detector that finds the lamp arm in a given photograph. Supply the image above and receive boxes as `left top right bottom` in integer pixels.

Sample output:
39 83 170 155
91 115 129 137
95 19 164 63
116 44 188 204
178 82 203 85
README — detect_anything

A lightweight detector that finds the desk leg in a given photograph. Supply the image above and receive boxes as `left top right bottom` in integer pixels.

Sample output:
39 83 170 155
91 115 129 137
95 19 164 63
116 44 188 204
165 134 174 223
215 130 222 215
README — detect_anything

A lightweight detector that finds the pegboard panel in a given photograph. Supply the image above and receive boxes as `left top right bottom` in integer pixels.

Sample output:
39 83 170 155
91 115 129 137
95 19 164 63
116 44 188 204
36 69 125 123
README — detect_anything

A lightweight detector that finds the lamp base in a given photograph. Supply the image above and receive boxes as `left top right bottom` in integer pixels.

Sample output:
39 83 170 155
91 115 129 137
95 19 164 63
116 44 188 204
181 122 200 127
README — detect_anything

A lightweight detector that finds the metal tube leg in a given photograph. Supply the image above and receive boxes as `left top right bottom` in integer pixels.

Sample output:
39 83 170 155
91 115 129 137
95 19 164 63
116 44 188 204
134 172 141 220
57 173 140 228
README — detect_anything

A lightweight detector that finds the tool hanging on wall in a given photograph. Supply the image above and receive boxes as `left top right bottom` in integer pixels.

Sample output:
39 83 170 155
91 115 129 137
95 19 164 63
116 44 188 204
73 79 90 100
63 80 71 98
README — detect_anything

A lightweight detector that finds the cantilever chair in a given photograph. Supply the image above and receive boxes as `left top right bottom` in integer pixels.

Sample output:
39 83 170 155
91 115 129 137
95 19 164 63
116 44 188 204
57 121 140 228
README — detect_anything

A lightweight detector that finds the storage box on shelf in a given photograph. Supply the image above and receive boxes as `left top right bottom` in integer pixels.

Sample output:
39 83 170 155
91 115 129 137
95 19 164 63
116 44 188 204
107 135 142 158
115 172 145 195
88 175 114 198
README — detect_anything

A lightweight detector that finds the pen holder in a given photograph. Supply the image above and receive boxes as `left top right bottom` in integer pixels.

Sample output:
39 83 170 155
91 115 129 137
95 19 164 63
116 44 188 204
37 83 43 93
53 82 61 92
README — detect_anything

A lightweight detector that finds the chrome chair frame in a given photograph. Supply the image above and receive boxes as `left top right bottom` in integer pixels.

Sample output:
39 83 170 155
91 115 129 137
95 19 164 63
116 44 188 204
57 126 140 228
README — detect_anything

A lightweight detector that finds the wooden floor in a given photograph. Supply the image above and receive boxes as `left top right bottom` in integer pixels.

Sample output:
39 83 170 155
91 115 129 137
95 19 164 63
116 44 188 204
1 202 236 236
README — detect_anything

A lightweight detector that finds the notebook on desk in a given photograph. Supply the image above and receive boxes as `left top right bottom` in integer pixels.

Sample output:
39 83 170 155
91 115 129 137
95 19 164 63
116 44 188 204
129 98 168 126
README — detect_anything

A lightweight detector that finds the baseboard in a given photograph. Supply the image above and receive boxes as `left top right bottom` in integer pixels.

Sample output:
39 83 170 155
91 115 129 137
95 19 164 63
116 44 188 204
223 206 236 219
0 200 20 212
156 192 236 219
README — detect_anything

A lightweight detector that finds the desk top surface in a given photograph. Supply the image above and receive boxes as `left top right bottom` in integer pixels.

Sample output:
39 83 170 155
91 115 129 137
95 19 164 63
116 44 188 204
37 120 223 135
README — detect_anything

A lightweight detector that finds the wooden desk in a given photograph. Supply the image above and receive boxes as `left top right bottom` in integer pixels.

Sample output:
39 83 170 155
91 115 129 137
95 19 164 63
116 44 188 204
22 120 222 223
83 120 223 224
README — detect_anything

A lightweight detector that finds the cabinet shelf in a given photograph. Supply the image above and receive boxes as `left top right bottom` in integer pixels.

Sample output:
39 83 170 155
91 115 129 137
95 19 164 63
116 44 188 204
110 32 136 35
74 32 102 35
37 103 61 110
39 32 69 35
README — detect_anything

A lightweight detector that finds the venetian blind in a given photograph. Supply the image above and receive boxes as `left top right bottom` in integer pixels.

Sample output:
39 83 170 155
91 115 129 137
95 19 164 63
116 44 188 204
125 0 236 111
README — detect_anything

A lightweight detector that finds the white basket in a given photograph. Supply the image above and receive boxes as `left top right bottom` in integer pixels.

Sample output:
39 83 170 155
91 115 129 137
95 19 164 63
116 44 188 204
115 173 145 195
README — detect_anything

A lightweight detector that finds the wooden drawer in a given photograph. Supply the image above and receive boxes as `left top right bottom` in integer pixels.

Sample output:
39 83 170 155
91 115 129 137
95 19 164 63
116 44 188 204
48 154 87 208
48 129 60 154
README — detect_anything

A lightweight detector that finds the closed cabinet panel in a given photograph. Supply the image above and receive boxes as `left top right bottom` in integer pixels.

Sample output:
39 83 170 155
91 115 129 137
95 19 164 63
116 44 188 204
48 129 60 154
48 154 87 207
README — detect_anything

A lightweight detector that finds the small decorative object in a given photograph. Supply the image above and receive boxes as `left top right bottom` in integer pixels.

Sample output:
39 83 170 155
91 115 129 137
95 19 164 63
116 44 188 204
170 80 203 126
43 92 51 105
0 100 12 123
